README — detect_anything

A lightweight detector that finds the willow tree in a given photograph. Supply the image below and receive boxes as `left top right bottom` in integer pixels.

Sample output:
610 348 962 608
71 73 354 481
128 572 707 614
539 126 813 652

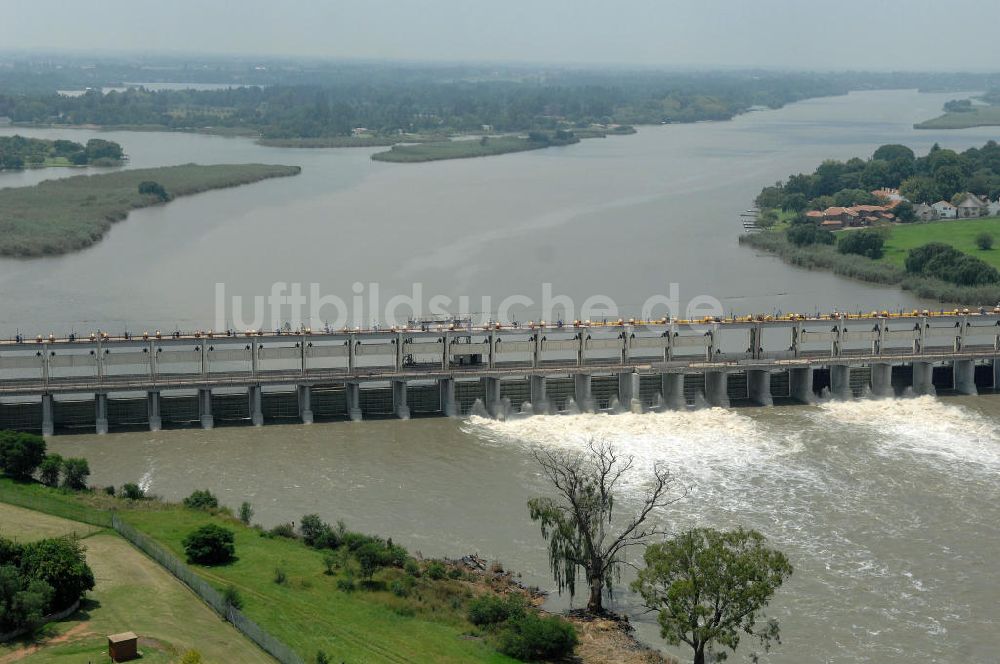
527 440 680 614
631 527 793 664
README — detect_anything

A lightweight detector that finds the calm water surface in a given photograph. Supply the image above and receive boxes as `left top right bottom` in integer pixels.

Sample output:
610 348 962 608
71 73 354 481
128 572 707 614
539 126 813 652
5 90 1000 661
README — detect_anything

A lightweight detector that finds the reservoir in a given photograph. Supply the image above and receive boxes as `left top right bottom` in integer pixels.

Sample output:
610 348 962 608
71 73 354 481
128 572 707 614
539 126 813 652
3 89 999 662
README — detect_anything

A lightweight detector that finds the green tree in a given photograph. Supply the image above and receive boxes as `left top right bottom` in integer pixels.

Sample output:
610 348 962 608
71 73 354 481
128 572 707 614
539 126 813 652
182 524 236 565
893 200 916 223
138 180 169 201
838 230 885 259
19 536 95 612
899 176 941 204
238 501 254 526
872 144 915 164
0 431 46 480
60 458 90 490
631 527 793 664
183 489 219 510
527 440 679 614
37 454 63 487
120 482 144 500
0 565 53 633
786 223 834 247
976 232 994 250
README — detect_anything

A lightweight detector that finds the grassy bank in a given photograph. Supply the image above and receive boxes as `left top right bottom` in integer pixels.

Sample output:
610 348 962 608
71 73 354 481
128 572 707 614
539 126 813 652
740 228 1000 305
0 503 274 663
0 163 301 257
914 106 1000 129
882 217 1000 270
371 135 580 163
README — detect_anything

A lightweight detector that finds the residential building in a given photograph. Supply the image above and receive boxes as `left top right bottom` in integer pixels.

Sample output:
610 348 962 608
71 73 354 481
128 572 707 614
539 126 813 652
931 201 957 219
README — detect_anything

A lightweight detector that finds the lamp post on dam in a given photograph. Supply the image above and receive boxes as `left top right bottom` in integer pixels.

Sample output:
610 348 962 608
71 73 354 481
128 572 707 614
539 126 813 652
1 310 998 435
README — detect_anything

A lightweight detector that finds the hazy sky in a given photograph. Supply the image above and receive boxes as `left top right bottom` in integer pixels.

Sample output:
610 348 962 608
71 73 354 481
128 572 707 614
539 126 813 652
1 0 997 71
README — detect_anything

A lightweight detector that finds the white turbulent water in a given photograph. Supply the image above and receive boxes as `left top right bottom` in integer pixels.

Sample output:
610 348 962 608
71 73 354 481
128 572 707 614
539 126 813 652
463 396 1000 663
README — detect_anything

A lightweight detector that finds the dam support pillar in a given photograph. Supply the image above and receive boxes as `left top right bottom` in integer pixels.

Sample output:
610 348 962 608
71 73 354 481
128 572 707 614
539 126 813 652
298 385 314 424
994 358 1000 390
147 390 162 431
392 380 410 420
248 386 263 426
617 371 642 413
41 394 54 437
911 362 935 396
954 360 977 395
439 378 458 417
95 392 108 435
789 367 814 404
574 373 594 412
747 370 773 406
346 382 362 421
661 373 685 410
529 375 550 414
830 365 852 400
871 363 893 398
704 371 729 408
198 388 214 429
482 377 503 418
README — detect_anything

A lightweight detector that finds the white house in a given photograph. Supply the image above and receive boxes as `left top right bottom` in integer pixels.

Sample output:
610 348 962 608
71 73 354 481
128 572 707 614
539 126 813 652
955 194 987 218
988 199 1000 217
913 203 936 221
931 200 957 219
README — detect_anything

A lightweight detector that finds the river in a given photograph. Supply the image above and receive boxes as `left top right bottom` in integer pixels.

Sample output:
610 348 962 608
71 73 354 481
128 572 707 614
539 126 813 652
4 89 1000 662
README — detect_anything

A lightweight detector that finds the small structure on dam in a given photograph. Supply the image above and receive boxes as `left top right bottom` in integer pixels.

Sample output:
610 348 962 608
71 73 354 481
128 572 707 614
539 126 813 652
0 310 997 435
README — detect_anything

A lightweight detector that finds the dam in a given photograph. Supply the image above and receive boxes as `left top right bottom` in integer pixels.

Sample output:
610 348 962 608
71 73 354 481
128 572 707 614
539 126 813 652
1 310 997 435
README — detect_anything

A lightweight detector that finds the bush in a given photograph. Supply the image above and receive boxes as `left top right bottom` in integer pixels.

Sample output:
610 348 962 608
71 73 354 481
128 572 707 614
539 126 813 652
222 584 244 609
838 229 885 259
182 524 235 565
138 180 169 201
273 567 288 585
404 559 420 577
16 536 95 614
323 552 338 575
120 483 144 500
299 514 335 548
238 501 254 525
38 454 62 487
183 489 219 511
0 565 52 634
496 612 578 661
786 223 834 247
268 522 297 539
425 561 446 580
0 431 46 480
468 593 527 626
336 578 355 592
905 242 1000 286
103 485 116 496
390 580 410 597
976 232 994 250
315 651 331 664
60 458 90 490
180 651 203 664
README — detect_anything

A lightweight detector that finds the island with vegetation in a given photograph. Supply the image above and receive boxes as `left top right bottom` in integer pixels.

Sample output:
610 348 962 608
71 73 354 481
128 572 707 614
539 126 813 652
742 140 1000 304
915 90 1000 129
0 135 124 170
0 163 300 257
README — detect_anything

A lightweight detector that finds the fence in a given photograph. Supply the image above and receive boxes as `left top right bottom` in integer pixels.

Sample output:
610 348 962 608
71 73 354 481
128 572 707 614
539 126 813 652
111 515 304 664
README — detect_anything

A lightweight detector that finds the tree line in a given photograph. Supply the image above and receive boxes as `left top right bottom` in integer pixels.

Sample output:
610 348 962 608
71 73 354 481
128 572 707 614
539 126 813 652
0 135 123 170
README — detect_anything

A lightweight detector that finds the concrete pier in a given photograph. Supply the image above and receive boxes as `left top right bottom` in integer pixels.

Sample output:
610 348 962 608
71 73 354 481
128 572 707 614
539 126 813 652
954 360 977 395
347 382 362 421
392 380 410 419
829 365 852 400
482 377 502 418
95 392 108 434
871 363 893 398
789 367 814 404
298 385 314 424
248 386 263 426
529 375 550 414
661 373 685 410
198 388 214 429
41 394 54 437
618 372 642 413
704 371 729 408
911 362 934 395
747 370 773 406
148 390 162 431
439 378 458 417
574 374 595 412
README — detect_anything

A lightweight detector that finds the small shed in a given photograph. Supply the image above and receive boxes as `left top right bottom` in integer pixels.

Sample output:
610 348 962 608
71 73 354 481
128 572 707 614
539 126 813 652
108 632 138 662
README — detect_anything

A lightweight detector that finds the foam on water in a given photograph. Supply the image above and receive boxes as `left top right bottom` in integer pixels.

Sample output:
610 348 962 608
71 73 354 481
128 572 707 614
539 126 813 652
814 396 1000 469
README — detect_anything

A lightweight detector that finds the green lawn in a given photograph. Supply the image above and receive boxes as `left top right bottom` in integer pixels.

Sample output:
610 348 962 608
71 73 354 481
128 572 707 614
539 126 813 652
881 216 1000 269
0 504 272 664
0 480 516 664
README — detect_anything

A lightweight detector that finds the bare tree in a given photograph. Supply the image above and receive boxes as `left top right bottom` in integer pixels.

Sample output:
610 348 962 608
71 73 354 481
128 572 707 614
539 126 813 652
527 439 682 614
